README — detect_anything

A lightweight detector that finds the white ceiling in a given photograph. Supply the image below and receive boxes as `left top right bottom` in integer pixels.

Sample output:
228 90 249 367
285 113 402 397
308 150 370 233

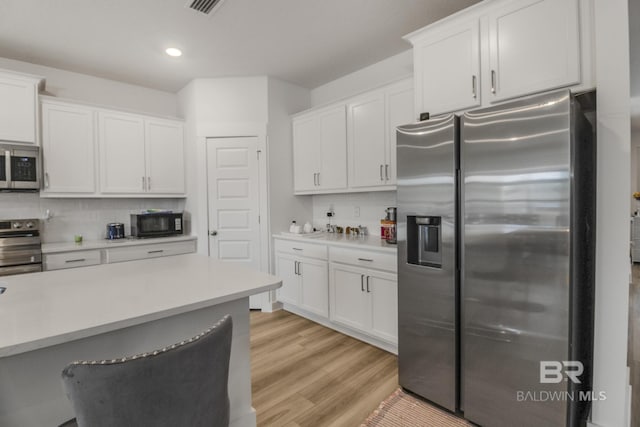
0 0 480 93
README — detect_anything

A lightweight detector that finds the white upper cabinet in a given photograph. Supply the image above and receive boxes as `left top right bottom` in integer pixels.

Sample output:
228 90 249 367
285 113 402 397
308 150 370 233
99 112 146 194
412 20 480 116
406 0 590 113
488 0 581 102
293 78 412 194
145 119 185 194
41 100 96 194
348 90 386 188
292 105 347 194
98 111 185 196
0 71 42 145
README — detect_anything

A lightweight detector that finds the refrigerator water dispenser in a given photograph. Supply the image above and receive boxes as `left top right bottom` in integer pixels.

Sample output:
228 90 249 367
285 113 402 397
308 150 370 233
407 216 442 268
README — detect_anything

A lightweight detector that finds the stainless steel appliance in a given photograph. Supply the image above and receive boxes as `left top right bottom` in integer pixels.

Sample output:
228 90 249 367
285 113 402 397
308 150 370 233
106 223 125 240
130 212 183 238
0 218 42 276
0 143 40 191
397 89 596 427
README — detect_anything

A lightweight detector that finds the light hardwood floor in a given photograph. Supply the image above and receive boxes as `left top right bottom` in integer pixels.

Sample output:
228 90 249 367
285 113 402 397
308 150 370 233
250 310 399 427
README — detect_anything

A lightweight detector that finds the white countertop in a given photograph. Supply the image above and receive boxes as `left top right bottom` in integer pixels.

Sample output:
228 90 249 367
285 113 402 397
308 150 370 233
42 235 197 254
0 254 281 357
273 232 397 253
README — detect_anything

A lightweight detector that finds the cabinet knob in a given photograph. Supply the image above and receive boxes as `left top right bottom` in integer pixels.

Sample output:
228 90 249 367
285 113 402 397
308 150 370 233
209 230 218 236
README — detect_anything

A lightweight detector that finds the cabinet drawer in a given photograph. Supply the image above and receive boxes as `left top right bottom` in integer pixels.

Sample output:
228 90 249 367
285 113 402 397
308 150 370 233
105 240 196 264
329 246 397 272
44 250 102 271
274 239 327 260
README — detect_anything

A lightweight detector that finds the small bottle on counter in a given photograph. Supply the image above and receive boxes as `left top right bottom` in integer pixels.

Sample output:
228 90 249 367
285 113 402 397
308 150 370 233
289 221 297 233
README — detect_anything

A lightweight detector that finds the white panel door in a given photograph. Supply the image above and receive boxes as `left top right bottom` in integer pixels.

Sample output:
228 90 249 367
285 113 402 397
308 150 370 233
329 263 368 333
318 106 347 190
368 271 398 344
385 81 414 185
348 92 387 188
292 115 319 192
207 137 262 309
414 20 480 115
488 0 580 102
0 75 37 144
145 119 185 194
41 102 95 193
275 253 299 306
299 258 329 318
98 112 146 193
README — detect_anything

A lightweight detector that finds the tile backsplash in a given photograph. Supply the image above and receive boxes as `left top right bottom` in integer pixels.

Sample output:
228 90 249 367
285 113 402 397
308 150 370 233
311 191 396 236
0 194 185 243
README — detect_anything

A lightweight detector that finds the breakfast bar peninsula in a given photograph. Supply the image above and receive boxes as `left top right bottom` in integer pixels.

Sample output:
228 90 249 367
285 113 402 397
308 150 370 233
0 254 281 427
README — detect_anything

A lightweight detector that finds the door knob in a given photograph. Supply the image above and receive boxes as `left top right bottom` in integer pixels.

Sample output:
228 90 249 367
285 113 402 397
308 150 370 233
210 230 218 236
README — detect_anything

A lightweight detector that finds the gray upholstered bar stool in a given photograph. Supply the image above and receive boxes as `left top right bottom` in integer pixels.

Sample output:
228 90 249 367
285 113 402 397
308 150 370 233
59 315 233 427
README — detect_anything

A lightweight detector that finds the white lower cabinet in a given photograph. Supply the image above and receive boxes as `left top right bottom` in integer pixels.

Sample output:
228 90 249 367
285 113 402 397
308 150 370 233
43 250 102 271
275 252 329 318
329 262 398 345
105 240 196 264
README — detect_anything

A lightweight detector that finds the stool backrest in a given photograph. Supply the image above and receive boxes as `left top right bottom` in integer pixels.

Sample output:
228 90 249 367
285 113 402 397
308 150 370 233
61 315 233 427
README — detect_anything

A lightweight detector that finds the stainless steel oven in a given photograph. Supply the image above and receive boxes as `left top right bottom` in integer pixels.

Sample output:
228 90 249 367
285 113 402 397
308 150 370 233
0 218 42 276
0 143 40 191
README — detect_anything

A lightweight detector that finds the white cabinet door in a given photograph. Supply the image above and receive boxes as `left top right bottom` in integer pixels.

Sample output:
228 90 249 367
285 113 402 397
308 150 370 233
413 20 480 116
41 102 95 193
317 106 347 191
145 119 185 194
385 81 414 185
330 264 369 333
299 258 329 318
99 112 146 193
276 253 300 306
368 271 398 344
0 75 38 144
348 92 387 188
292 115 319 192
488 0 580 102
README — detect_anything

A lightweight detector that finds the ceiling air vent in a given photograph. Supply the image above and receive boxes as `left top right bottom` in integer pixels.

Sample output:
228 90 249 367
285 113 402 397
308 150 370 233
186 0 225 15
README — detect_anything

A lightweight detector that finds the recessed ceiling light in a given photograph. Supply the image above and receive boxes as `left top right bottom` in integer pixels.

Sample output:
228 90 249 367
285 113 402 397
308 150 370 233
165 48 182 57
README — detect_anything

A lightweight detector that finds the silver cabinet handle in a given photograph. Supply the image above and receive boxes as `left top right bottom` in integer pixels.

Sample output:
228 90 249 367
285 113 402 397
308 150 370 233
358 258 373 262
142 176 146 191
366 276 370 293
65 258 86 263
472 75 477 99
385 164 389 181
380 164 384 181
317 172 320 186
44 172 50 189
147 176 151 191
294 261 298 275
147 249 164 254
297 261 302 276
292 247 303 251
361 274 365 292
491 70 496 94
313 173 316 186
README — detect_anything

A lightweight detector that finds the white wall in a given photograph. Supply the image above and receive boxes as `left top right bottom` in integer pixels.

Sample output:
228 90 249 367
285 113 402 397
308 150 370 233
309 50 413 107
590 0 632 425
0 194 184 243
0 57 178 117
267 78 313 240
312 192 395 237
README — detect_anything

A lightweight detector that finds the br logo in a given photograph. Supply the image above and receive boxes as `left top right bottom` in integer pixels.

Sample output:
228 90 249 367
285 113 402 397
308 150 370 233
540 361 584 384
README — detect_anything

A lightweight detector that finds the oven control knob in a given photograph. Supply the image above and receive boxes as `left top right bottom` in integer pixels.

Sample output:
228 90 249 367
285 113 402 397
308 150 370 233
13 222 22 229
25 221 34 229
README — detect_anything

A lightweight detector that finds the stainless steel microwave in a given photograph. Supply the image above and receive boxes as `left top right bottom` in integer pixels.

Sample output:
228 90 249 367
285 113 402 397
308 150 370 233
0 143 40 191
130 212 183 238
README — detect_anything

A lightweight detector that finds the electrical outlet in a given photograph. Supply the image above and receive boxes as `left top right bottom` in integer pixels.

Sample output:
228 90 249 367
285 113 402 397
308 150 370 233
354 206 360 217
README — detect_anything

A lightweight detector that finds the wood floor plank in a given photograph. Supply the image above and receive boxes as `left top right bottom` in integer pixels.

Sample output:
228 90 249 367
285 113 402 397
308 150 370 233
251 310 399 427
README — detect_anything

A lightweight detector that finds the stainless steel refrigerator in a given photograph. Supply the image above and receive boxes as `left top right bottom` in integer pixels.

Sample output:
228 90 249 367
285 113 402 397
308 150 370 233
397 89 595 427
